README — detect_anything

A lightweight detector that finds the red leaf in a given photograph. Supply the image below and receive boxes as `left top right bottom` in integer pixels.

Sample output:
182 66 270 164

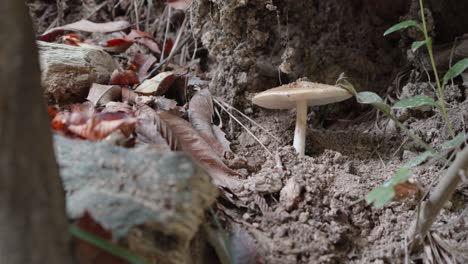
163 38 174 57
68 114 136 140
40 20 131 41
126 29 161 55
129 53 157 80
110 69 140 86
104 38 134 53
61 33 82 46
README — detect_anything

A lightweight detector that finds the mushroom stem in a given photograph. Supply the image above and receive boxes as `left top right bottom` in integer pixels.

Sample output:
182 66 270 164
293 100 308 156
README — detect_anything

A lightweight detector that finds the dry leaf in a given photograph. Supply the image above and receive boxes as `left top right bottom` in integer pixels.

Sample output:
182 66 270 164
158 111 242 190
40 20 131 41
102 102 133 115
189 89 231 157
130 53 157 80
126 29 161 55
121 87 139 104
86 84 121 106
103 38 134 53
393 182 422 201
134 71 176 95
134 105 172 150
68 112 136 141
110 69 140 86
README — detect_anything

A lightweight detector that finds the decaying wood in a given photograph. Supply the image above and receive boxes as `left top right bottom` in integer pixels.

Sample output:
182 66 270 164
38 41 117 104
0 2 71 263
54 136 219 264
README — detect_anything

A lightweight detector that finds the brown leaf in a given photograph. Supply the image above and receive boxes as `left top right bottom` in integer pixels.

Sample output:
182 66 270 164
130 53 157 80
189 89 231 157
126 29 162 55
134 71 176 95
167 0 192 11
393 182 422 201
110 69 140 86
121 87 139 104
40 20 131 41
102 102 133 115
158 111 242 189
86 84 121 106
134 105 172 151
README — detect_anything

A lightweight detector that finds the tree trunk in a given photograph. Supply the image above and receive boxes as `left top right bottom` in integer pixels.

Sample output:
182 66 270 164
0 1 71 263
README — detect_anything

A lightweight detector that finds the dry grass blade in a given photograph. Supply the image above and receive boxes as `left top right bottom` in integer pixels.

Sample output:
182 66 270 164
214 98 281 143
213 99 273 157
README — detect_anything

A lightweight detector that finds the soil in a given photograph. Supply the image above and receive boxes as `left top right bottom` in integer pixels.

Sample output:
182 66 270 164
28 0 468 263
225 100 468 263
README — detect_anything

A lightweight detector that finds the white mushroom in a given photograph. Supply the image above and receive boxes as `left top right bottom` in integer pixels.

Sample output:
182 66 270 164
252 81 352 156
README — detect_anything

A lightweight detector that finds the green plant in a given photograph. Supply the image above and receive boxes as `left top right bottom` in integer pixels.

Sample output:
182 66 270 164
336 0 468 208
70 225 149 264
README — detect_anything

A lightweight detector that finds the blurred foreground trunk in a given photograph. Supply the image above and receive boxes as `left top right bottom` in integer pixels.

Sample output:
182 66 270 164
0 1 71 263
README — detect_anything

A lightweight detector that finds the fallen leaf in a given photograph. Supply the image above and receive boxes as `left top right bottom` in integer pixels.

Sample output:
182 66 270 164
68 112 136 141
130 53 157 80
393 182 422 201
158 111 242 189
167 0 192 11
121 88 139 104
134 105 172 150
61 33 82 46
103 38 134 53
40 20 131 41
110 69 140 86
86 84 121 106
126 29 162 55
102 102 133 115
134 71 176 95
189 89 231 157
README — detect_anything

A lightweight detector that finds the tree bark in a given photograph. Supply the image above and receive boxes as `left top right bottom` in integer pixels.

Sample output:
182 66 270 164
0 1 71 263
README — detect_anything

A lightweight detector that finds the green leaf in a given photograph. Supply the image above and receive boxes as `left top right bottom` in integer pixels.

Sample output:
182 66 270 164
392 95 439 110
366 185 395 208
390 167 412 185
442 58 468 87
336 78 357 95
69 225 148 264
356 92 391 112
384 20 422 36
440 132 466 149
402 151 435 169
411 40 427 52
356 91 383 104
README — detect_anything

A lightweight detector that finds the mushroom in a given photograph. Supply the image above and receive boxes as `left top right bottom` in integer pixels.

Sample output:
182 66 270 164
251 81 352 156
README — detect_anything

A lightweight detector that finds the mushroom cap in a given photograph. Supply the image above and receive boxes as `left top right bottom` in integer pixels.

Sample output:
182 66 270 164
252 81 353 109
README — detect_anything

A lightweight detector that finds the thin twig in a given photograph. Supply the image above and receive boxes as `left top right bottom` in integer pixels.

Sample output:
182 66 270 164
408 146 468 245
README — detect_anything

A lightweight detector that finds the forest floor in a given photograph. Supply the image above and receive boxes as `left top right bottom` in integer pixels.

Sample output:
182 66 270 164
30 0 468 263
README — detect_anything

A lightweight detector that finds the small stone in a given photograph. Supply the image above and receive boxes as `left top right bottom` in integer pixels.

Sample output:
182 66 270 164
298 212 309 222
244 107 253 115
242 213 251 220
279 177 303 210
